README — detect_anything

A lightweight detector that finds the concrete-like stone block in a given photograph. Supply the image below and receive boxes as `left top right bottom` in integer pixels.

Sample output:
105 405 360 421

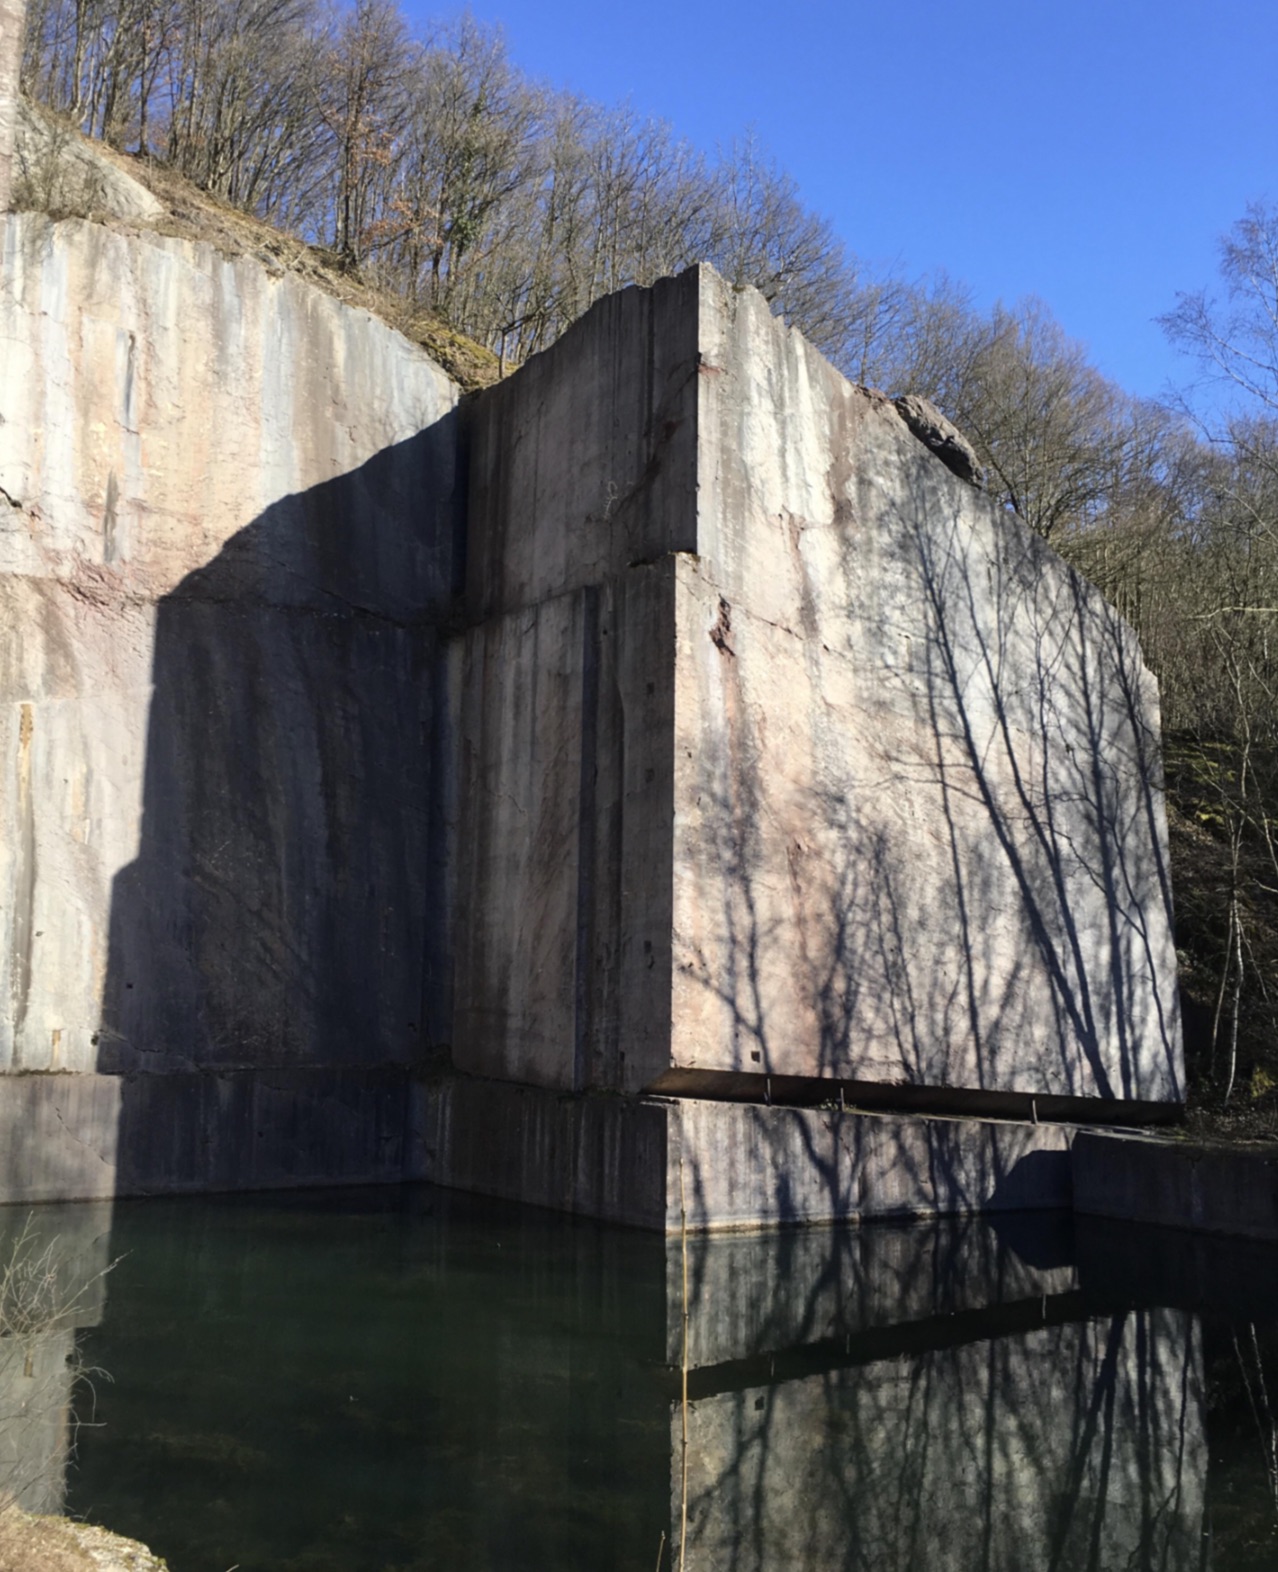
0 215 459 608
0 216 1182 1217
0 0 19 213
453 562 678 1091
0 1068 411 1202
0 1075 121 1202
671 1098 1072 1231
1073 1129 1278 1239
453 592 591 1088
113 1067 414 1193
0 214 460 1087
413 1076 671 1231
417 1075 1072 1233
464 271 700 621
459 264 1182 1115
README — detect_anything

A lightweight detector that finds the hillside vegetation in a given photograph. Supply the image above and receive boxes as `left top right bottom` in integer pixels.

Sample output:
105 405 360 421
14 0 1278 1131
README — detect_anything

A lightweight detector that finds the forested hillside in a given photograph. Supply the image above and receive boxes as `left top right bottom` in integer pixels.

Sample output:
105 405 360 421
15 0 1278 1131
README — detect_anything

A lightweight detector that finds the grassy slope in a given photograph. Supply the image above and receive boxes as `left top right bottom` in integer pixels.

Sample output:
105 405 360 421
13 105 501 394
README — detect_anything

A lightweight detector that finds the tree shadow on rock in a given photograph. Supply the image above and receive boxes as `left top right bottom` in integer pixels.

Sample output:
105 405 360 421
97 410 463 1191
676 455 1181 1110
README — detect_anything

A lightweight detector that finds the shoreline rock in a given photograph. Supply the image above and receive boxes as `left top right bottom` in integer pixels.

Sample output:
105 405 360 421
0 1507 167 1571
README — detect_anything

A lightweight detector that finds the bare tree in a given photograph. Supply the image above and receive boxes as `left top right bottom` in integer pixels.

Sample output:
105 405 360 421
1 0 24 207
316 0 409 267
1163 201 1278 420
705 133 857 356
374 16 539 312
944 300 1138 541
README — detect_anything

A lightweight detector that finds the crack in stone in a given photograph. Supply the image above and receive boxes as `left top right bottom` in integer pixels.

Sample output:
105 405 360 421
50 1102 116 1168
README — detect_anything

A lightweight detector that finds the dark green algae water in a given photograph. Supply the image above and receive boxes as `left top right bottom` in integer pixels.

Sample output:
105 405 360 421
28 1185 1278 1571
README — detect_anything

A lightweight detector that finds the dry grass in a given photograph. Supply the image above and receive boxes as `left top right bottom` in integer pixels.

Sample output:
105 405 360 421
0 1502 167 1571
105 143 500 392
15 101 502 393
0 1505 94 1572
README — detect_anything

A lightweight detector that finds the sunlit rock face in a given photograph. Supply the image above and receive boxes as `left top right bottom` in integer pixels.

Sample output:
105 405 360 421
457 265 1182 1107
0 0 19 212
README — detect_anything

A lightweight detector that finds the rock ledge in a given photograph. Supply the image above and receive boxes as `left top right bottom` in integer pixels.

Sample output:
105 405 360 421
0 1508 168 1571
892 392 985 486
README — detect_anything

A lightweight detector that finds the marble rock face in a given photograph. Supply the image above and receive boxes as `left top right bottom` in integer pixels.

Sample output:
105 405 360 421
0 212 460 1084
456 265 1182 1109
0 208 1181 1210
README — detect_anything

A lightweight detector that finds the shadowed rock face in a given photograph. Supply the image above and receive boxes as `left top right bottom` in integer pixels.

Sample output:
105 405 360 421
0 218 459 1081
0 214 460 1085
0 212 460 1195
97 427 460 1077
456 265 1182 1109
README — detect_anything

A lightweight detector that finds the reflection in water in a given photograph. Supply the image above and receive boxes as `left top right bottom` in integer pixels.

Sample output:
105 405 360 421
675 1213 1204 1572
0 1203 113 1514
680 1310 1201 1572
0 1188 1260 1570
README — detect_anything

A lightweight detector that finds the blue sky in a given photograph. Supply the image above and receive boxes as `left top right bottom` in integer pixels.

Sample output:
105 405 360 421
401 0 1278 406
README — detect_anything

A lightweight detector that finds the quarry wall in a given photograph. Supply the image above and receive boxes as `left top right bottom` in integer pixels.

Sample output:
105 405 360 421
457 265 1183 1110
682 276 1180 1103
0 0 18 213
0 185 1184 1221
0 210 460 1195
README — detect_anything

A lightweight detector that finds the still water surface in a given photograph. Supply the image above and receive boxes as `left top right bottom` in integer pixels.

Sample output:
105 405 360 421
11 1186 1277 1570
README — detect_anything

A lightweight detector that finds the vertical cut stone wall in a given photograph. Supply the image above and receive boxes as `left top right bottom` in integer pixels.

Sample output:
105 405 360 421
0 207 1183 1209
673 271 1181 1101
458 264 1183 1109
0 212 460 1195
455 273 700 1091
